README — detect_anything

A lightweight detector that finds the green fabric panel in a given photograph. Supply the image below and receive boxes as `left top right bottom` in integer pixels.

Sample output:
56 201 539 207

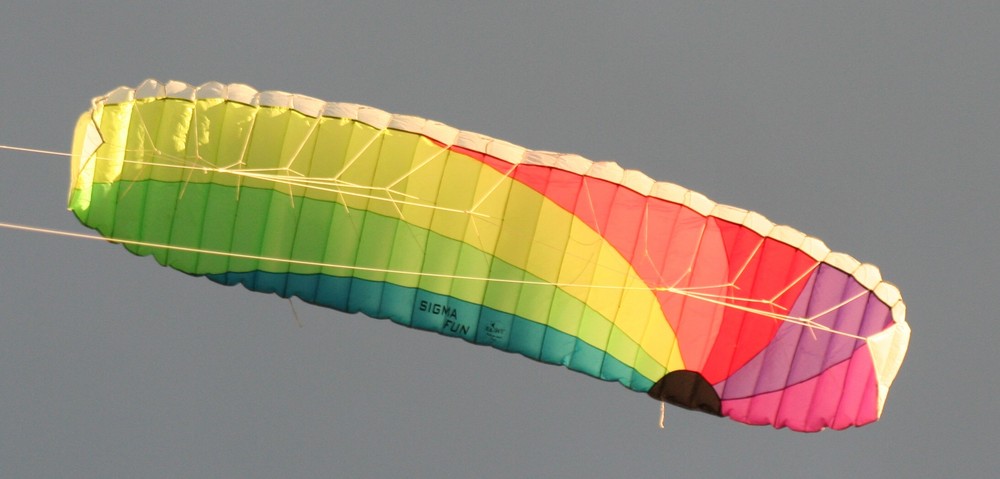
288 198 337 276
450 241 492 311
227 185 271 273
194 184 240 274
547 286 585 337
164 178 209 272
605 326 640 375
577 301 615 356
354 212 399 313
355 209 399 282
112 180 146 253
322 201 363 278
514 280 557 328
416 233 462 297
259 186 301 275
385 219 429 289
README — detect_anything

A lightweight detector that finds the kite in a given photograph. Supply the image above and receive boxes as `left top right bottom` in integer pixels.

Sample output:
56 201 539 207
68 80 909 432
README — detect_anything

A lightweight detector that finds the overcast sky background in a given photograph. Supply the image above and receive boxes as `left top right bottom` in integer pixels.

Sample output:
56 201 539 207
1 2 997 478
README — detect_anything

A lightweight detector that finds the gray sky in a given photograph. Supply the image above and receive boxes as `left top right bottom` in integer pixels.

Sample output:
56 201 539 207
1 1 997 477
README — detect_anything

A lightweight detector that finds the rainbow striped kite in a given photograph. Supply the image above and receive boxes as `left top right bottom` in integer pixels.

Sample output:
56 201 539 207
69 80 909 432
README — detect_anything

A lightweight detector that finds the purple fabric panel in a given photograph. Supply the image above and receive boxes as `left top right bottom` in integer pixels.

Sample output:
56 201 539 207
717 264 892 400
785 265 868 385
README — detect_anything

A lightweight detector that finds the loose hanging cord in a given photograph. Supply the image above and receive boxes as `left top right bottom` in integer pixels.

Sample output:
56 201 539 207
288 298 303 328
659 401 666 429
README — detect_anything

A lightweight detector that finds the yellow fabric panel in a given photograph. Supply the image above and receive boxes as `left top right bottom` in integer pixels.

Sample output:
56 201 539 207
334 121 386 212
241 106 291 190
617 281 681 371
494 181 548 270
69 112 98 210
276 110 322 200
429 149 484 239
301 116 355 196
92 102 130 185
396 136 450 232
364 128 421 219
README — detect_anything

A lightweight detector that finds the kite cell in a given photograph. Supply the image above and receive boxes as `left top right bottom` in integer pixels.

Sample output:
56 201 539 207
69 80 909 432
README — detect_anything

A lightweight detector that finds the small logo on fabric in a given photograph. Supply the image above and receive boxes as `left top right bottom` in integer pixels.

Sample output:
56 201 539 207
484 321 506 341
